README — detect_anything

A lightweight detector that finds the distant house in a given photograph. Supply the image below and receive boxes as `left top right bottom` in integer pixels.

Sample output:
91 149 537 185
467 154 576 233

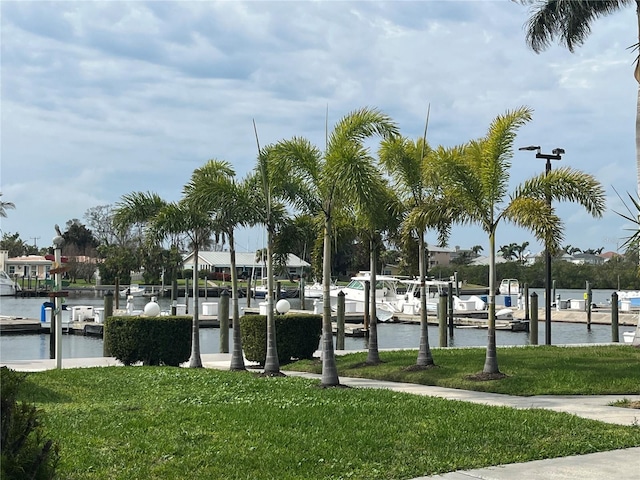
599 251 621 262
426 246 459 267
569 253 605 266
0 250 52 279
468 255 509 266
181 251 310 280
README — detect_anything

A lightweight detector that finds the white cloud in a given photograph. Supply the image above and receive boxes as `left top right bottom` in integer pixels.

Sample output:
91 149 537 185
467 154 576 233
1 0 636 256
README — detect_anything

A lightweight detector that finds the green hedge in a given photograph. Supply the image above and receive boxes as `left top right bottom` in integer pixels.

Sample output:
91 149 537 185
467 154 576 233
240 314 322 365
104 316 192 366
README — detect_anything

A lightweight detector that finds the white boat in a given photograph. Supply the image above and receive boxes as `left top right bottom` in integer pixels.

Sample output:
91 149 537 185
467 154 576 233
304 281 338 299
329 273 449 320
615 290 640 308
622 330 637 344
0 270 20 296
120 284 146 297
499 278 520 295
251 279 287 299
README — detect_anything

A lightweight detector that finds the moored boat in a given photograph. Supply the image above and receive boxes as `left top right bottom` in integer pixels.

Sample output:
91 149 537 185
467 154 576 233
499 278 520 295
0 270 21 296
120 284 146 298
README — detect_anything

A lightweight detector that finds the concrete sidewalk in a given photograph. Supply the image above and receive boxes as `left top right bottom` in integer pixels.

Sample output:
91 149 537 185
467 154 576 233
3 353 640 479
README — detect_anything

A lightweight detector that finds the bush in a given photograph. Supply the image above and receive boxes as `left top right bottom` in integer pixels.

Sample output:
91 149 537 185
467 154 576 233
104 316 192 366
0 367 59 480
240 314 322 365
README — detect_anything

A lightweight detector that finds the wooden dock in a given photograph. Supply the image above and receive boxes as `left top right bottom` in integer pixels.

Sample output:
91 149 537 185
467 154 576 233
2 306 635 337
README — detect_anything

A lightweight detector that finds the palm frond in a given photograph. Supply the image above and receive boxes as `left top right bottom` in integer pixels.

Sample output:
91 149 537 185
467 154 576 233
521 0 633 53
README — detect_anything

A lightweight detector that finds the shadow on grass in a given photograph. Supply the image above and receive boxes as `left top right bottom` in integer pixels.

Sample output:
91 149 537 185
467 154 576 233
465 372 508 381
403 364 440 372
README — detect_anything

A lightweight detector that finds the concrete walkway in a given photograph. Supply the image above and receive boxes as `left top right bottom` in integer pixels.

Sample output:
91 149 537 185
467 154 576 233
3 353 640 479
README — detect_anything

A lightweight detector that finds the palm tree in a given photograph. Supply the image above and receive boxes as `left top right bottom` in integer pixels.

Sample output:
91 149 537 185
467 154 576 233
430 106 605 374
515 241 531 264
269 107 399 386
519 0 639 193
253 143 288 376
354 184 402 365
152 199 216 368
0 193 15 218
379 135 450 368
499 243 518 260
113 191 170 294
184 159 256 371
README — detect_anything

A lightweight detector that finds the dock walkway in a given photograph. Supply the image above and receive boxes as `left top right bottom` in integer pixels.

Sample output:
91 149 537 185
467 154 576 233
2 306 636 336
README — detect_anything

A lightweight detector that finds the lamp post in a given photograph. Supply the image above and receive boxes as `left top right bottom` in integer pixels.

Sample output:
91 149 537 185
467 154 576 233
519 145 564 345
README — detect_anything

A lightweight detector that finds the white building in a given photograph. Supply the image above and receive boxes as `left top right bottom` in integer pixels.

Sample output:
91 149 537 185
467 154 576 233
181 251 310 280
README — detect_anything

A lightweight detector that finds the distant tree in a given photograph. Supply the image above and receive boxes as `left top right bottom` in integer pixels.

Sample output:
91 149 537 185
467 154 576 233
61 219 99 256
514 241 530 264
84 205 131 246
563 244 581 255
451 251 474 266
113 192 172 289
0 232 30 257
96 244 138 285
498 243 518 261
471 245 484 256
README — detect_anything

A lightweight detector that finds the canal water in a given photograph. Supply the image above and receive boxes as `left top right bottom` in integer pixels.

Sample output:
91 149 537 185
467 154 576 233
0 289 635 362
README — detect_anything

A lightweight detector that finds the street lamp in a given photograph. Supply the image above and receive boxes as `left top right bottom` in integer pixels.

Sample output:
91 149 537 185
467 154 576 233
519 145 564 345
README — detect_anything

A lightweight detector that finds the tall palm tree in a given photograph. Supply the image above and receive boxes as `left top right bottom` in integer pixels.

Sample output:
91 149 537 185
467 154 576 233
0 193 15 218
184 159 256 371
429 106 605 374
519 0 640 193
152 199 216 368
353 183 402 365
379 135 450 368
270 107 399 386
253 143 288 376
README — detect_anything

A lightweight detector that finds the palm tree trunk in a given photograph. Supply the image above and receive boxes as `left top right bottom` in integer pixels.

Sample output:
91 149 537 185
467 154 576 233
189 247 203 368
321 215 340 386
263 225 280 375
483 230 499 374
416 232 434 366
366 236 381 364
228 231 246 371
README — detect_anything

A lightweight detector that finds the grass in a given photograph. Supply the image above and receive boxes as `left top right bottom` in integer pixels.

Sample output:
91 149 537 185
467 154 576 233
17 366 640 480
284 345 640 396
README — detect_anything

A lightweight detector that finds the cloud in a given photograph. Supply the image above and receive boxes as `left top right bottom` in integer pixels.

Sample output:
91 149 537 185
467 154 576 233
1 0 636 256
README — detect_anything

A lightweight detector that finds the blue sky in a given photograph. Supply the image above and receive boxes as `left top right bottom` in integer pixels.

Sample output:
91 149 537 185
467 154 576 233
1 1 636 256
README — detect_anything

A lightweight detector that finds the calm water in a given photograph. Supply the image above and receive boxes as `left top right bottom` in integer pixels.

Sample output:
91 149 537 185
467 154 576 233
0 290 635 362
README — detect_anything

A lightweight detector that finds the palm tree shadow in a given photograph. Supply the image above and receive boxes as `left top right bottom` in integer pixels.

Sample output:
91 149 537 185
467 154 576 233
465 372 508 381
403 364 439 372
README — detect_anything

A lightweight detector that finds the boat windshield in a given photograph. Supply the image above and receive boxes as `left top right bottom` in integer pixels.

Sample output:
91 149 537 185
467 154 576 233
345 280 365 290
345 279 390 291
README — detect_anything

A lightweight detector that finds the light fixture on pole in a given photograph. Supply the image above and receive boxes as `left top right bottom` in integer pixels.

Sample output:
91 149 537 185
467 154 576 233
519 145 564 345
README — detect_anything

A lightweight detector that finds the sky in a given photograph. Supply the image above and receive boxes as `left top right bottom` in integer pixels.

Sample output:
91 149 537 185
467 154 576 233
1 0 637 258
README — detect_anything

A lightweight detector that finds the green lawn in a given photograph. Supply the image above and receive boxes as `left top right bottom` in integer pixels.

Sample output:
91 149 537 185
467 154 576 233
285 345 640 396
15 358 640 480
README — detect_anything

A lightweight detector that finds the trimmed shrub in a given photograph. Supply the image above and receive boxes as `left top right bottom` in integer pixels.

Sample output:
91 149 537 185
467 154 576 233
104 316 192 366
0 367 59 480
240 314 322 365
